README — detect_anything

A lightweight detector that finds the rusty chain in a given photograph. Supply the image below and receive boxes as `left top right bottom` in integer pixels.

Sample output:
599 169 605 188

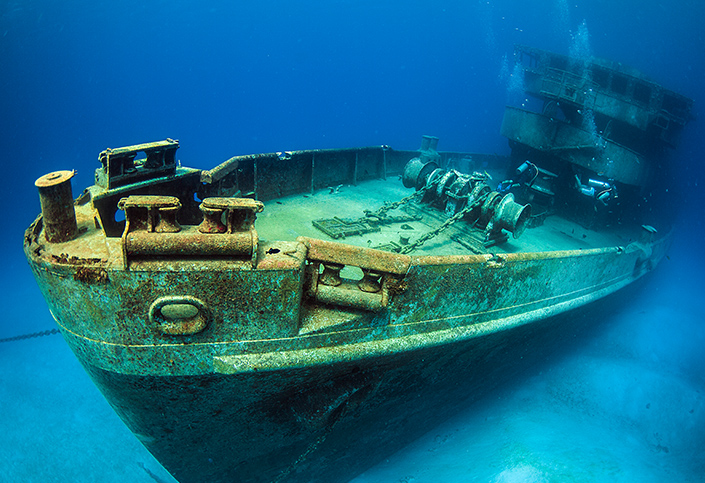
363 185 430 220
399 192 489 254
0 328 59 344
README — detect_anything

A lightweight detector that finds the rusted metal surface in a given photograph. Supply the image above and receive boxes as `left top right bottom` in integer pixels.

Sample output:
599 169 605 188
24 181 667 372
34 170 78 243
199 155 239 184
198 197 264 233
119 195 183 233
97 138 179 189
298 236 411 275
196 145 503 205
296 237 412 312
93 168 203 237
124 229 258 258
314 283 385 312
119 195 265 268
149 295 210 335
27 241 307 349
400 157 531 247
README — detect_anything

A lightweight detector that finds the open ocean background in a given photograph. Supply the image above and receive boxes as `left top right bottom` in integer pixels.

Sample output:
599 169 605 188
1 1 704 482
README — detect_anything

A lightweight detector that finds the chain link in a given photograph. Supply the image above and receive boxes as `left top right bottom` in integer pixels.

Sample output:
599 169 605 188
0 328 59 344
351 184 489 255
363 185 430 220
399 192 489 254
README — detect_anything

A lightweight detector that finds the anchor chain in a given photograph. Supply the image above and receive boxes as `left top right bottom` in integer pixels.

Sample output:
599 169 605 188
0 328 60 344
362 185 430 220
272 385 366 483
272 431 330 483
398 192 490 254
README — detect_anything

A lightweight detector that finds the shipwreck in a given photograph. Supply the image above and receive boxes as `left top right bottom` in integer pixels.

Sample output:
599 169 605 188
24 46 692 482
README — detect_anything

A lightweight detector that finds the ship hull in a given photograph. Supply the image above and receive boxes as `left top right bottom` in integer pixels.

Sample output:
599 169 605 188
29 230 669 483
70 298 616 483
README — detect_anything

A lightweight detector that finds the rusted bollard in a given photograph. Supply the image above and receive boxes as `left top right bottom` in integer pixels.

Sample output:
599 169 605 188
35 170 78 243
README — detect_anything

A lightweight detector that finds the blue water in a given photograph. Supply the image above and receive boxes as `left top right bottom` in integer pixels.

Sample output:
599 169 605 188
2 1 704 481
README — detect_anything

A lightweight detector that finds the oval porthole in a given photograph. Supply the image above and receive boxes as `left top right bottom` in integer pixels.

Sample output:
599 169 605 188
149 296 210 335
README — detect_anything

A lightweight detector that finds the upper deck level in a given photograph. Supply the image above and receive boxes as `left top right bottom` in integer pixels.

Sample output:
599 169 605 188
514 45 693 149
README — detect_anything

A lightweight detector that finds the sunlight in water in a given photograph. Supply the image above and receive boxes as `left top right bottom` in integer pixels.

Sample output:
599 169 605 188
497 54 526 106
554 0 570 36
507 62 525 106
494 464 547 483
569 20 592 73
498 53 526 106
499 54 510 84
581 109 606 148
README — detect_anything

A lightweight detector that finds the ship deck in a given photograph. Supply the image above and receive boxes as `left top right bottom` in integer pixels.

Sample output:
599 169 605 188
255 175 637 258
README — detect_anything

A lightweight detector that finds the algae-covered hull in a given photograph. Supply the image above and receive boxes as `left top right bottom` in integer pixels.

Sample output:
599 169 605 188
28 238 667 483
72 297 637 483
24 46 690 482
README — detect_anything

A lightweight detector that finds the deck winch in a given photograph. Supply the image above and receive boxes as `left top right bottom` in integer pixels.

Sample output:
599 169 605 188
402 157 531 241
